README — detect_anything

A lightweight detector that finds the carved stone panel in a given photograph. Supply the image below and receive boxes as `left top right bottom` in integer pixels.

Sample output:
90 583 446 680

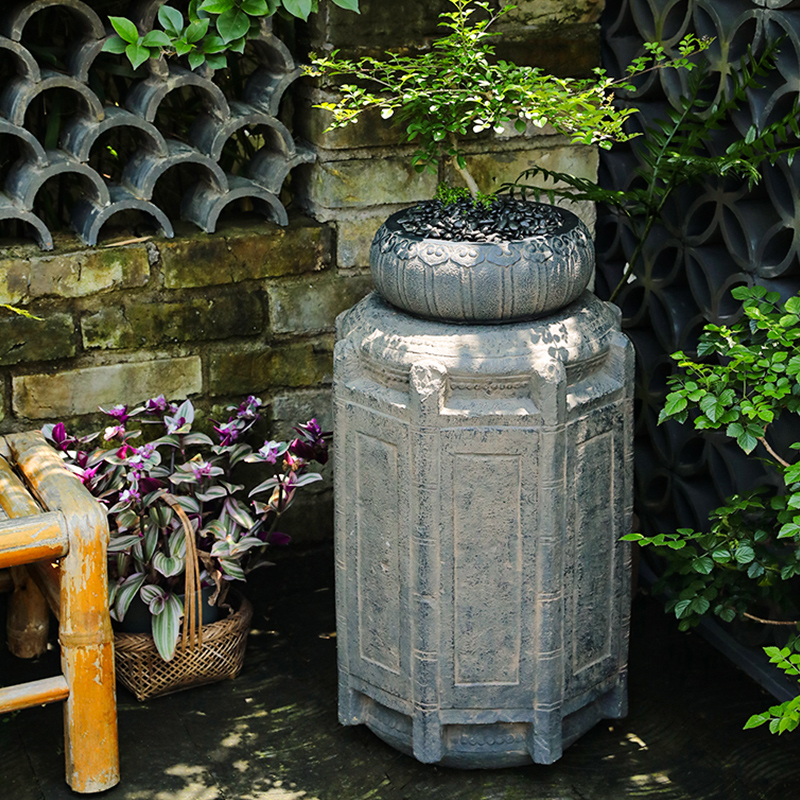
334 291 634 767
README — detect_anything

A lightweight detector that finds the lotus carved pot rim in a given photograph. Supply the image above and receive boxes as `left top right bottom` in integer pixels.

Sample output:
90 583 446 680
369 200 596 323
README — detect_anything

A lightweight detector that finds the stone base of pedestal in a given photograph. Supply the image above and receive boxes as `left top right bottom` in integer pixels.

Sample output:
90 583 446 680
346 679 627 767
334 292 634 768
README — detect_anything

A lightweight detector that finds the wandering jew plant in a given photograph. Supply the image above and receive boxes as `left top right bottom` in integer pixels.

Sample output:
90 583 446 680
44 395 327 661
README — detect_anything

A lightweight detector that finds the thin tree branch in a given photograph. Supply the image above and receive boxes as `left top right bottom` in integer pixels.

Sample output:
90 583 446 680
758 436 791 469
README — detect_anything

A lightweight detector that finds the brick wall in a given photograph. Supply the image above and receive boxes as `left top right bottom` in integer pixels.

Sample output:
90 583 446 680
0 0 604 540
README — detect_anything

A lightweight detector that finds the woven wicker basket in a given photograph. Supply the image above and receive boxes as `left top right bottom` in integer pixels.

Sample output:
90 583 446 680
114 594 254 701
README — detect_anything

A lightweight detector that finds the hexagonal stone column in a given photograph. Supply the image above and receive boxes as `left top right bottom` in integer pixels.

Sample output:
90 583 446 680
333 290 634 767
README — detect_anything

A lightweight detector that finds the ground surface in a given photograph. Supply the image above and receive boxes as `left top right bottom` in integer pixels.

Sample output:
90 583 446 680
2 545 800 800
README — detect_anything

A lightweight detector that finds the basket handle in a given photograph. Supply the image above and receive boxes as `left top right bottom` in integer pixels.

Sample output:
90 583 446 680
162 494 203 651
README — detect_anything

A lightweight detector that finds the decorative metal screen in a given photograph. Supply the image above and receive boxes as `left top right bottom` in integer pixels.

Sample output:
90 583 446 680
0 0 309 249
598 0 800 536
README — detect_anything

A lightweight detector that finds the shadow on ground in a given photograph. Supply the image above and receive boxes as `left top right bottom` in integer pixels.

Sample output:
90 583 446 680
2 544 800 800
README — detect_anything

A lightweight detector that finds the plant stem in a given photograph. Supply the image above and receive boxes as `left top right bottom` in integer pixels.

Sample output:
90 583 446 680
743 611 799 626
448 132 479 200
758 436 791 469
608 212 652 303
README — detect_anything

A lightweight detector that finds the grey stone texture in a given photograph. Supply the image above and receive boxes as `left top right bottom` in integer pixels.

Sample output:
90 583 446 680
370 204 594 322
334 291 634 767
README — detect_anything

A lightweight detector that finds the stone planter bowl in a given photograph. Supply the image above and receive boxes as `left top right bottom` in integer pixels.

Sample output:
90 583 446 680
369 201 595 323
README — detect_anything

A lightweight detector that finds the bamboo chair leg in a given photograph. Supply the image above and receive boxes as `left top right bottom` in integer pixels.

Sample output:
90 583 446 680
9 432 119 793
57 494 120 793
7 566 49 658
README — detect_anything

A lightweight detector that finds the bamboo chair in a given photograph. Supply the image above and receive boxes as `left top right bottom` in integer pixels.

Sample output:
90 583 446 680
0 431 119 793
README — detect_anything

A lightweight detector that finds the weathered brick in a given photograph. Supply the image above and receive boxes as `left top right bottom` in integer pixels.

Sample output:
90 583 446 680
268 275 372 335
304 0 451 52
0 246 150 305
298 158 437 213
208 337 334 397
12 357 202 419
497 24 601 77
294 90 402 151
0 312 76 366
499 0 603 26
334 214 385 269
82 291 265 350
160 218 332 289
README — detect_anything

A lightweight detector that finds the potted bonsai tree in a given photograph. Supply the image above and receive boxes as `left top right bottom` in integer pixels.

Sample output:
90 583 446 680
44 394 328 699
307 0 709 322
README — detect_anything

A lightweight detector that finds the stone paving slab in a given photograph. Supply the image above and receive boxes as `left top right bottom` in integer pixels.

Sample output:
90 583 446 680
2 545 800 799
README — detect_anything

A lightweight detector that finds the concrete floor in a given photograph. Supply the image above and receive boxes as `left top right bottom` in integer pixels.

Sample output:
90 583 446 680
2 544 800 800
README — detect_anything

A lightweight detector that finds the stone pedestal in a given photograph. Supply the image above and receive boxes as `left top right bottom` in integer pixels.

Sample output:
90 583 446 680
333 291 634 767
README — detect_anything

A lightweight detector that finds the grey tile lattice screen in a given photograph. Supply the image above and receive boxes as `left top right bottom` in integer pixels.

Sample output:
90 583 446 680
0 0 311 249
599 0 800 536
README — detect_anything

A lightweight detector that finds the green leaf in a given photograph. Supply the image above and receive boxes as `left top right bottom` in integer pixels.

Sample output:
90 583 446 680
174 39 193 56
690 597 710 615
125 42 151 69
188 50 206 69
218 556 246 580
158 5 185 35
744 713 769 729
747 561 765 579
692 556 714 574
331 0 360 11
662 394 688 418
151 593 183 661
102 36 128 54
142 30 172 48
786 297 800 315
111 573 146 622
152 552 185 578
778 522 800 539
205 53 227 69
109 16 140 44
241 0 270 14
201 34 227 53
200 0 235 12
736 428 759 454
107 533 143 552
735 544 756 564
185 18 210 43
216 7 250 41
227 35 247 54
282 0 313 20
674 599 692 618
